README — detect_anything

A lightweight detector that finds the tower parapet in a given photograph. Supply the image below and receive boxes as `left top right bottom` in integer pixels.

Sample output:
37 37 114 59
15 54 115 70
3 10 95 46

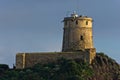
62 13 94 52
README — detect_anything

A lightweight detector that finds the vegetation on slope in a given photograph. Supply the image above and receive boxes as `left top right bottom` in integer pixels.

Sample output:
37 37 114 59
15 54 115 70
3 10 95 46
0 58 93 80
0 53 120 80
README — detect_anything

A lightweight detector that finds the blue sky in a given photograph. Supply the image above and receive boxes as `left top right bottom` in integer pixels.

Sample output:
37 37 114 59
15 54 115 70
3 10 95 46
0 0 120 67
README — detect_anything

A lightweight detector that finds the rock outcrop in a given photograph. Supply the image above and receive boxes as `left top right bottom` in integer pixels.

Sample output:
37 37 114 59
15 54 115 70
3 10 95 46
90 53 120 80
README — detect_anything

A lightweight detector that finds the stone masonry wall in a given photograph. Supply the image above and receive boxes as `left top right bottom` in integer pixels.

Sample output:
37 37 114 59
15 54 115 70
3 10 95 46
16 48 96 69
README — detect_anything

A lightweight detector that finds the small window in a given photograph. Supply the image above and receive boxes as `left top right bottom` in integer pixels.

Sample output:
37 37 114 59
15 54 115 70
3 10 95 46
86 21 88 25
80 36 83 40
76 20 78 25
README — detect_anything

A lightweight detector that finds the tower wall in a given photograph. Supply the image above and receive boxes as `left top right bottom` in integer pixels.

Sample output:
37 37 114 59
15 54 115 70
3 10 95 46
62 14 94 52
16 53 26 69
16 48 96 69
16 52 87 69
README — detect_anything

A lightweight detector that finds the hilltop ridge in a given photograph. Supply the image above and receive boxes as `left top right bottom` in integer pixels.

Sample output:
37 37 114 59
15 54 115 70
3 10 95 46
0 53 120 80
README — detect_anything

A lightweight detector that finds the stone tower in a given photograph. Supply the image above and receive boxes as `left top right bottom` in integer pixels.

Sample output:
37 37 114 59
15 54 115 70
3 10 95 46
62 13 94 52
16 13 96 69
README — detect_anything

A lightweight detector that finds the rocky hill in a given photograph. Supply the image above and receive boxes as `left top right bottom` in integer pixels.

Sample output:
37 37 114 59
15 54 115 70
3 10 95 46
90 53 120 80
0 53 120 80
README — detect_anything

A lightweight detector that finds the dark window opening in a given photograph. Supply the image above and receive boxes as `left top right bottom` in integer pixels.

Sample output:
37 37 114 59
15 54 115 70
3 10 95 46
76 20 78 25
80 36 83 40
86 21 88 25
71 19 74 22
